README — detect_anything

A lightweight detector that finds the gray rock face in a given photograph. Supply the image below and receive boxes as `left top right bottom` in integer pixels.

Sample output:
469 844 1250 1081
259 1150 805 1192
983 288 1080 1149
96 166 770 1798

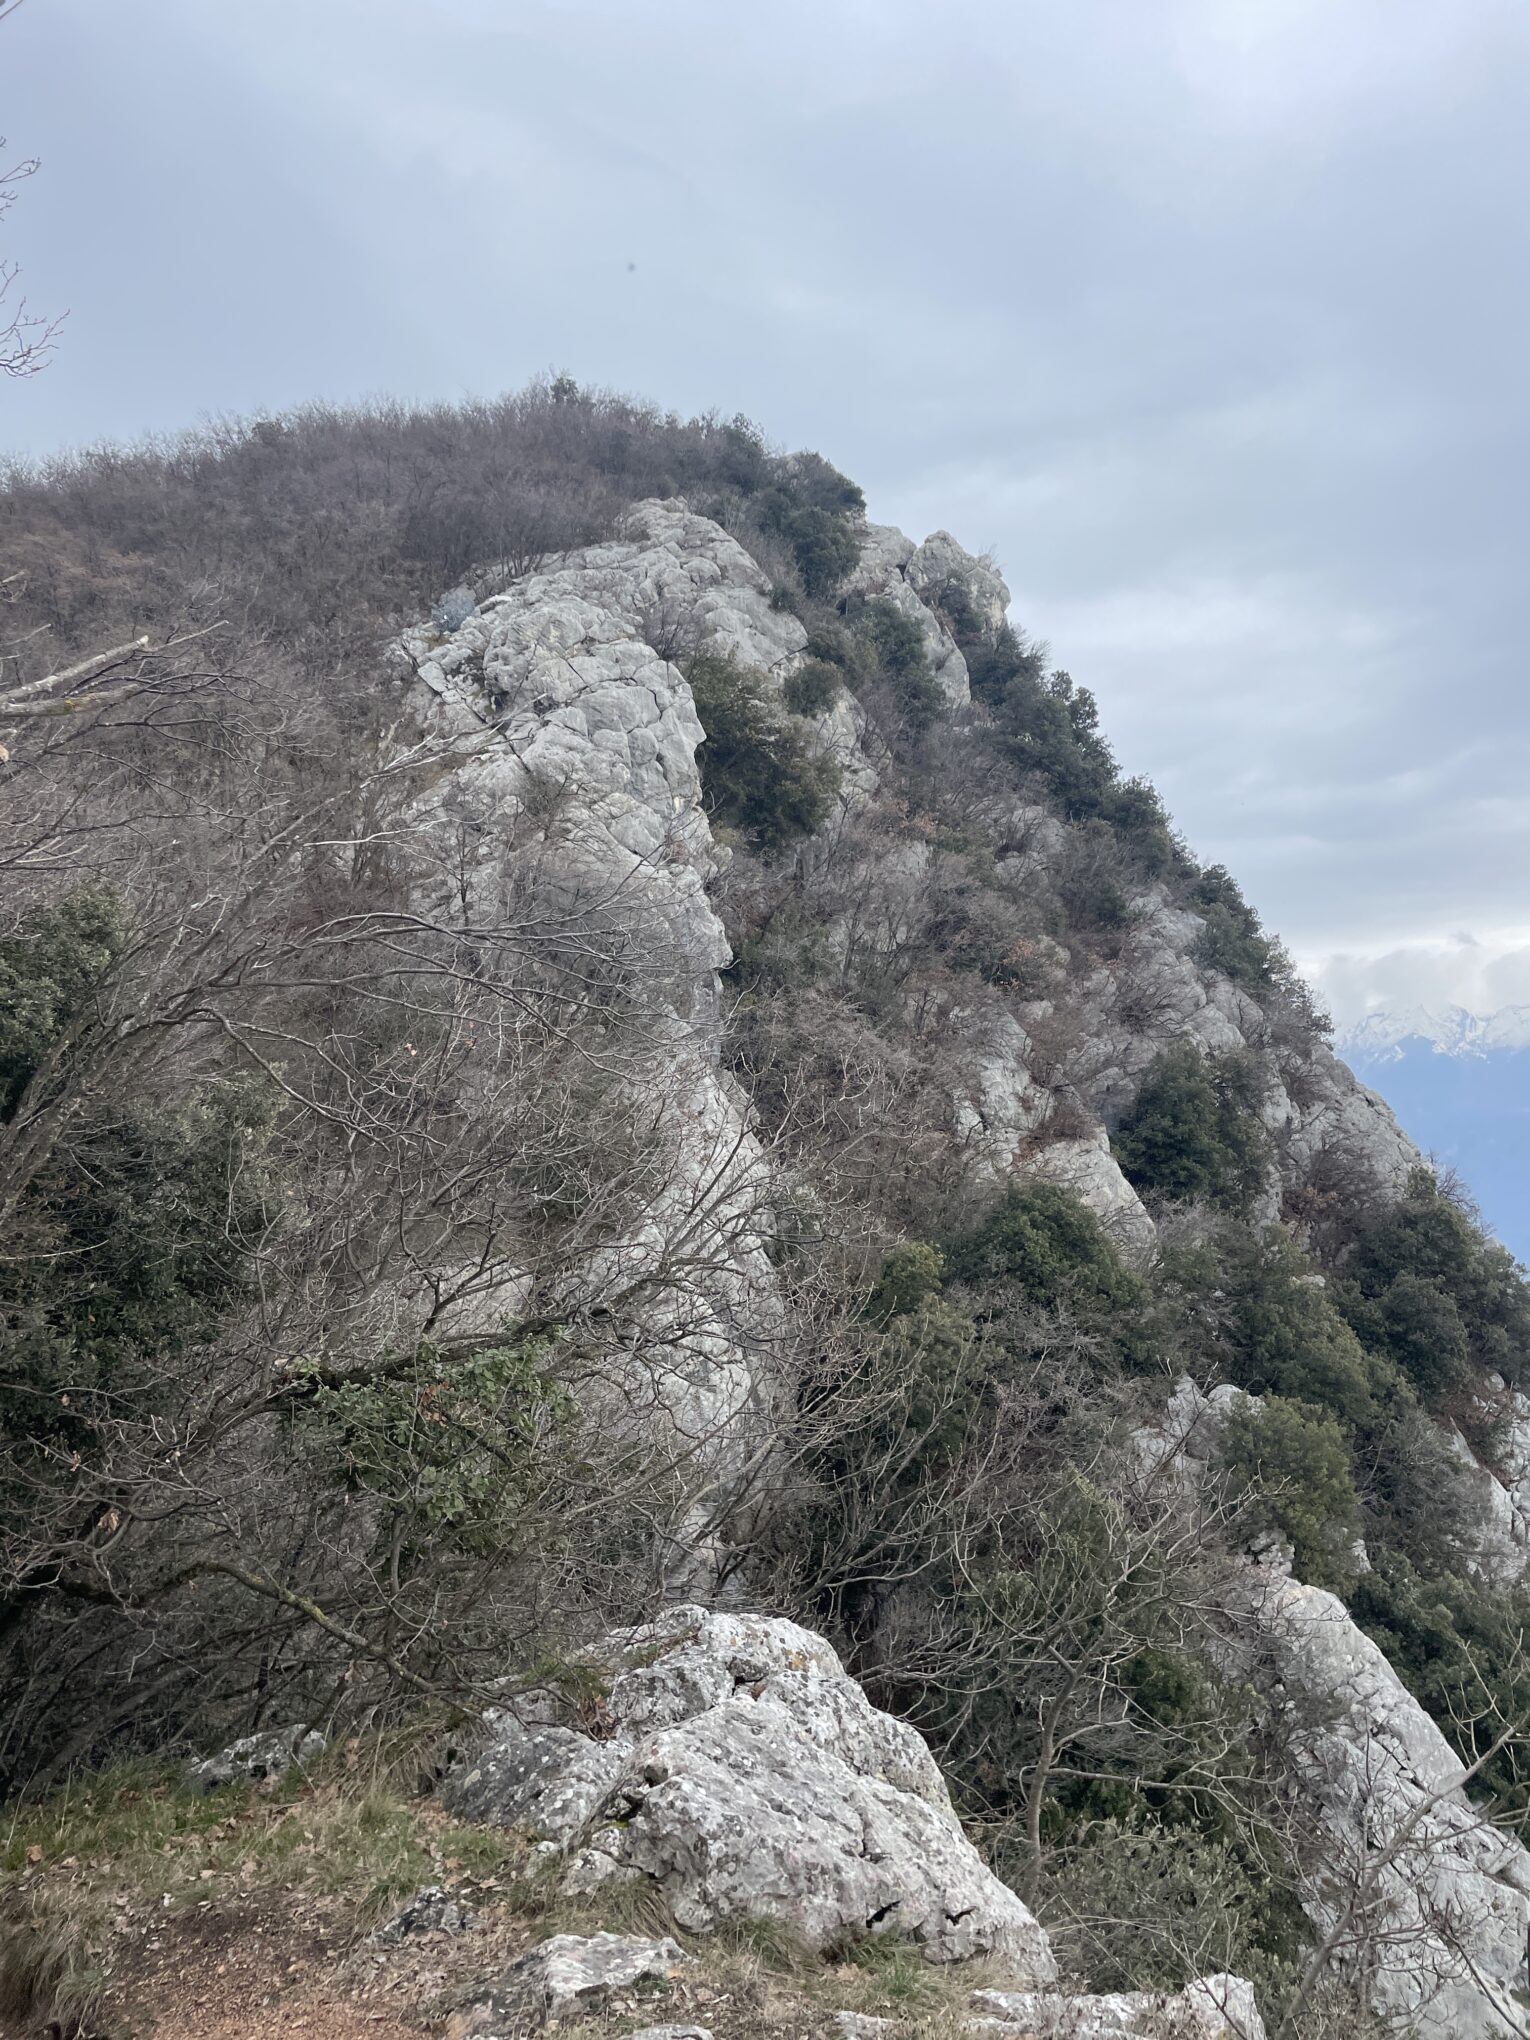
446 1606 1055 1979
1056 885 1420 1219
449 1932 691 2035
1018 1128 1157 1262
187 1724 324 1792
1137 1380 1530 2040
905 530 1011 642
846 521 973 707
972 1972 1266 2038
394 502 793 1535
1245 1569 1530 2040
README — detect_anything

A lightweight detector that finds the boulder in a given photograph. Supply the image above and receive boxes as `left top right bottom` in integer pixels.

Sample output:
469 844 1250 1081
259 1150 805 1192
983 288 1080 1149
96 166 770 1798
187 1724 324 1792
444 1607 1055 1979
448 1933 691 2035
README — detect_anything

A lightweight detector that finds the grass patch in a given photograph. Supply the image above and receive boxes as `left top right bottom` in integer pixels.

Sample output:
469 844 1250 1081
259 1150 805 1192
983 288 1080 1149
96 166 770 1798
1 1761 433 1913
0 1748 462 2036
823 1934 999 2022
0 1913 109 2037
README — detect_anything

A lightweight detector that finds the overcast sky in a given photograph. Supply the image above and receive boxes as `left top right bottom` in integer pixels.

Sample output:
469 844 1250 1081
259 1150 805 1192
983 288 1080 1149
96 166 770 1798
5 0 1528 1025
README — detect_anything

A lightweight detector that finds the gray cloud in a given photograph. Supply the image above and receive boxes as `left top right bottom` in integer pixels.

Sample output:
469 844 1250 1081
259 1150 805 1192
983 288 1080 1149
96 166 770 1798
6 0 1528 1012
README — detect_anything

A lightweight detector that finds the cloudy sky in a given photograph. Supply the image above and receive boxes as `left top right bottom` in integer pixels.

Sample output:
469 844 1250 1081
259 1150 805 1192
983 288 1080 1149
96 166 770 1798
6 0 1528 1025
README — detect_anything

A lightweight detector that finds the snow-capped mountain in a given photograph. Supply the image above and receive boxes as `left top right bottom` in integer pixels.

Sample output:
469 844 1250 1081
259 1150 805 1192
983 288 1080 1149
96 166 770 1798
1339 1004 1530 1062
1339 1006 1530 1262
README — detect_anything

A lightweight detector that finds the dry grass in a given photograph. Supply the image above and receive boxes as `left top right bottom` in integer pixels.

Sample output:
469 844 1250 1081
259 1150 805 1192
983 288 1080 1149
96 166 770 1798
0 1744 520 2037
0 1748 1006 2040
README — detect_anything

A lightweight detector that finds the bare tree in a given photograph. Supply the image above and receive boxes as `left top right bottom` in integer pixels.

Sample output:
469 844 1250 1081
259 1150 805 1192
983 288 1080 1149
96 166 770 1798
1 121 63 380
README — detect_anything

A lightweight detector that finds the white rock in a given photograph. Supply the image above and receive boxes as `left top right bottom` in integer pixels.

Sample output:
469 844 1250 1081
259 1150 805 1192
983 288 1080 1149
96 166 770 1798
1018 1129 1157 1262
1241 1571 1530 2038
845 521 971 707
971 1971 1266 2038
392 504 800 1535
950 1011 1051 1179
449 1932 691 2034
906 531 1011 642
449 1606 1055 1980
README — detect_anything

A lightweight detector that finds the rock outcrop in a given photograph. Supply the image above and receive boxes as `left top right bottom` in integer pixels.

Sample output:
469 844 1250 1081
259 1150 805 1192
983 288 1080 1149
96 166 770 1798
1137 1378 1530 2039
394 496 1420 1382
445 1605 1056 1980
845 523 976 707
1246 1568 1530 2040
393 502 801 1518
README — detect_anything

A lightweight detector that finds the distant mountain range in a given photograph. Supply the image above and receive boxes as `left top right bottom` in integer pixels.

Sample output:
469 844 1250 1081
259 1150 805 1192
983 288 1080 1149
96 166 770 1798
1341 1004 1530 1061
1338 1007 1530 1263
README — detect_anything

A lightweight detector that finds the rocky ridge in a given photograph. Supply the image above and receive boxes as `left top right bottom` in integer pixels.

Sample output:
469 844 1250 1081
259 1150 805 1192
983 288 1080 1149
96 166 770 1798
394 495 1418 1290
387 492 1507 2036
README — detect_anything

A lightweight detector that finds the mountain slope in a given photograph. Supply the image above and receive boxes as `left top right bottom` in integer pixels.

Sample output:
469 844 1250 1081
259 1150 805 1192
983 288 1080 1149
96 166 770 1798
5 383 1530 2038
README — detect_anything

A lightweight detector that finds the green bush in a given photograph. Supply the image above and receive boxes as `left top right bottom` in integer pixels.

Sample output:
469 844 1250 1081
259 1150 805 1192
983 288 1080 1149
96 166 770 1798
1170 1228 1379 1427
796 1294 988 1637
846 597 944 731
1217 1393 1361 1589
0 889 126 1120
1039 1819 1312 2006
804 622 855 668
685 653 841 854
1352 1549 1530 1813
970 634 1183 877
756 474 861 599
866 1242 944 1325
775 449 865 515
942 1182 1160 1372
1113 1044 1268 1216
1335 1167 1530 1404
966 619 1047 709
298 1337 570 1569
0 887 269 1504
788 506 860 598
783 658 842 717
0 1083 271 1534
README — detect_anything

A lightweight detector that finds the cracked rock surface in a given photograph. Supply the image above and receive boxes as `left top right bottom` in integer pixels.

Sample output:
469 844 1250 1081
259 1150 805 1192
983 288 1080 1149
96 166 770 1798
444 1606 1055 1978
